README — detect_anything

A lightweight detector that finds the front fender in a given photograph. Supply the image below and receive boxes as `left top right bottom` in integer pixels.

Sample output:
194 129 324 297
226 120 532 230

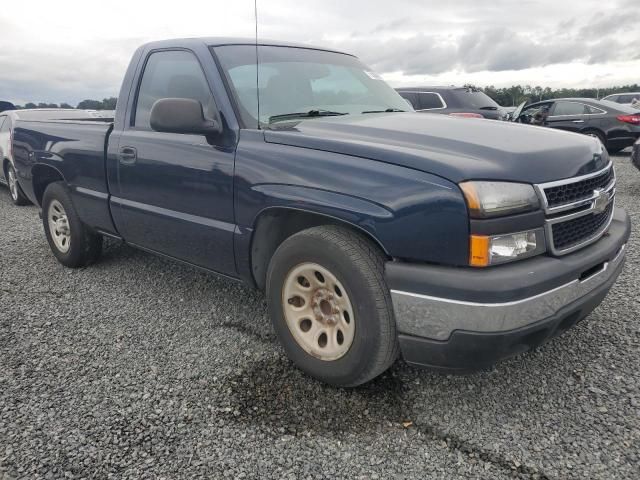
234 132 469 266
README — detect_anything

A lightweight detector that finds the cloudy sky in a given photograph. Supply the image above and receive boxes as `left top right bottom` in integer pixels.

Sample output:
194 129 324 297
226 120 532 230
0 0 638 105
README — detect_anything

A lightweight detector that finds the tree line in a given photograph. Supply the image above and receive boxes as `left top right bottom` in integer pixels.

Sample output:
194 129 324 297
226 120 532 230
479 84 640 107
10 97 118 110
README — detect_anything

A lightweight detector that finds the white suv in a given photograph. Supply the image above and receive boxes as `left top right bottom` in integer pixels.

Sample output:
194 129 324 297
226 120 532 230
602 92 640 109
1 109 115 205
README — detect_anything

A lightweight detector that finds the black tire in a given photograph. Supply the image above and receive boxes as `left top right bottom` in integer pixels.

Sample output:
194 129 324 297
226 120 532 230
266 225 398 387
5 162 30 206
41 182 102 268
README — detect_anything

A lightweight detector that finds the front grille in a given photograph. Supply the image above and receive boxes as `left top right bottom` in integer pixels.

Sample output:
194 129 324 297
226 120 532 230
551 202 613 251
544 167 614 208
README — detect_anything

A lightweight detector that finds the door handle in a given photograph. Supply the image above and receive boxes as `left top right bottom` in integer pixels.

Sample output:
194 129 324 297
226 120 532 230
118 146 137 165
572 119 585 123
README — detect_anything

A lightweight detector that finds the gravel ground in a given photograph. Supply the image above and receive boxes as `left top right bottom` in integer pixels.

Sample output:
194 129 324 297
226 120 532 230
1 152 639 479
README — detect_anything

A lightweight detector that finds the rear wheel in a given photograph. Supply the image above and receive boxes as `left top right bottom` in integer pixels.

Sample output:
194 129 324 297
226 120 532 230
42 182 102 267
6 163 30 206
266 225 398 387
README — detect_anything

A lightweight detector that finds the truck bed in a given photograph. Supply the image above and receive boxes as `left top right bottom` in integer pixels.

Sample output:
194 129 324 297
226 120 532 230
12 119 117 235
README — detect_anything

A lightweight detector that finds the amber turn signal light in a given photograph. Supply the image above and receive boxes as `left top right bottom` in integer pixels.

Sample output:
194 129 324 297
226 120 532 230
469 235 490 267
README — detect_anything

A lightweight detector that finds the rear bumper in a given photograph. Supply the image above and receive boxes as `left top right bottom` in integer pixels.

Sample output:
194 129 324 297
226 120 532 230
609 128 640 150
386 207 630 371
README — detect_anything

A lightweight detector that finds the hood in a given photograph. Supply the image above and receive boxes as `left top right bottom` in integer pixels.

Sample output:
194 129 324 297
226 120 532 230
264 112 607 184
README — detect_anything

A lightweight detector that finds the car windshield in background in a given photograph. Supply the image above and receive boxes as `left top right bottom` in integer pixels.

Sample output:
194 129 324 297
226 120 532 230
451 88 500 110
213 45 410 128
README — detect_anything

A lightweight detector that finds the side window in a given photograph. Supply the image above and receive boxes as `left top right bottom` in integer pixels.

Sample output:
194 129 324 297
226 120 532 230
418 93 445 109
552 102 586 116
0 116 10 133
522 103 551 116
0 116 6 132
585 105 605 114
620 94 639 103
398 92 419 109
134 50 215 129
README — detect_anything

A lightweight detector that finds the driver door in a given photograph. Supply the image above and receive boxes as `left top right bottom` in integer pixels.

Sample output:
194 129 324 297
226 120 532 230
546 101 588 133
110 49 237 275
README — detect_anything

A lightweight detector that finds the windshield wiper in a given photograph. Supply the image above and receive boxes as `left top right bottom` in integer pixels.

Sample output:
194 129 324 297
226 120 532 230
268 109 348 124
362 108 406 113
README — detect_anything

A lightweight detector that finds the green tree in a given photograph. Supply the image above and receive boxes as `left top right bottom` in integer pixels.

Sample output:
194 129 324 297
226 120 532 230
76 99 103 110
102 97 117 110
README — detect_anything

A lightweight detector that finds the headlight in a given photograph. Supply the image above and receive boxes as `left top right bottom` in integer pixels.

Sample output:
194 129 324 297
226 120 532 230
459 181 540 218
470 228 546 267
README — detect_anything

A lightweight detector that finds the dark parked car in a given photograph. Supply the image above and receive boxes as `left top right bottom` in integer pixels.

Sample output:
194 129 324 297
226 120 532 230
396 86 508 120
512 98 640 154
632 137 640 170
12 38 629 386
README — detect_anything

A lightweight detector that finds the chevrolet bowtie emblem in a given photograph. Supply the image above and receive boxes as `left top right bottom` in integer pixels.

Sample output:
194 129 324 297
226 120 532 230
592 189 610 214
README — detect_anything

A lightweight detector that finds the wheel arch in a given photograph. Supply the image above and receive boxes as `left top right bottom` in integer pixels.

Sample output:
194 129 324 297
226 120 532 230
31 163 66 207
582 127 606 144
249 206 390 291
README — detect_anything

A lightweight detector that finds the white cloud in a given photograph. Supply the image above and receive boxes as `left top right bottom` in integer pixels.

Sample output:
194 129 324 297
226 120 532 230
0 0 637 105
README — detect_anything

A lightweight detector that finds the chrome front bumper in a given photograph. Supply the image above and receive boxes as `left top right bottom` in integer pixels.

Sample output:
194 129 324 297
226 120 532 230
390 243 626 341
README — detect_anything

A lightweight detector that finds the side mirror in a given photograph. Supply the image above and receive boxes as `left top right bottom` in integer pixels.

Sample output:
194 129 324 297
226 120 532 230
150 98 221 135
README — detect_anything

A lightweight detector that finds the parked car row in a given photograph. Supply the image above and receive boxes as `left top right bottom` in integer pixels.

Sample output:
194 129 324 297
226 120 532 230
396 86 509 120
395 86 640 154
512 98 640 154
3 37 630 386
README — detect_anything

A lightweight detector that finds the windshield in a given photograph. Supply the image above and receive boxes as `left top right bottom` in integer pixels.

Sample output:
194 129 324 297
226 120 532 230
451 88 500 110
213 45 411 128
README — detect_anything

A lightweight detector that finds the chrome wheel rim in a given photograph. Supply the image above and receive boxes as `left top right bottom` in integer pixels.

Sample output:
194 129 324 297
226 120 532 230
48 200 71 253
7 167 18 201
282 262 355 361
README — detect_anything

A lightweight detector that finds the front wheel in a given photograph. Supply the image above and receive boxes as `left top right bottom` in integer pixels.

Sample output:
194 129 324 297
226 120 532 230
266 225 398 387
42 182 102 268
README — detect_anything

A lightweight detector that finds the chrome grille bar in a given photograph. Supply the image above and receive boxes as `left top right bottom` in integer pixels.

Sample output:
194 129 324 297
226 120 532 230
535 162 616 256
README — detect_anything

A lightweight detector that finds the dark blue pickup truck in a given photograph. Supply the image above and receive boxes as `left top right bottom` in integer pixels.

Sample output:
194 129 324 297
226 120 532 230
12 38 630 386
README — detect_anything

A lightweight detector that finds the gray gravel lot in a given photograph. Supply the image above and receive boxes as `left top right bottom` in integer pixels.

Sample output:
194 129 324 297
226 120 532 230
1 152 639 479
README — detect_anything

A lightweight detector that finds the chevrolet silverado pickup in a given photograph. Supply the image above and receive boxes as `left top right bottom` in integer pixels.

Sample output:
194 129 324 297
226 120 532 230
11 38 630 386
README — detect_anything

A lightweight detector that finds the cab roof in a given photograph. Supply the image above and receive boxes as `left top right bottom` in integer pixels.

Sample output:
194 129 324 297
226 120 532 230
139 37 353 57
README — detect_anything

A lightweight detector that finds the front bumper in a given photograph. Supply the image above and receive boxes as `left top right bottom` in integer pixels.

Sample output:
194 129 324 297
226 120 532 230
386 207 630 371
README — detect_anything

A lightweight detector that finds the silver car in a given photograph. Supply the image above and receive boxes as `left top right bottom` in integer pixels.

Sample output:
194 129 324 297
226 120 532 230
602 92 640 109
